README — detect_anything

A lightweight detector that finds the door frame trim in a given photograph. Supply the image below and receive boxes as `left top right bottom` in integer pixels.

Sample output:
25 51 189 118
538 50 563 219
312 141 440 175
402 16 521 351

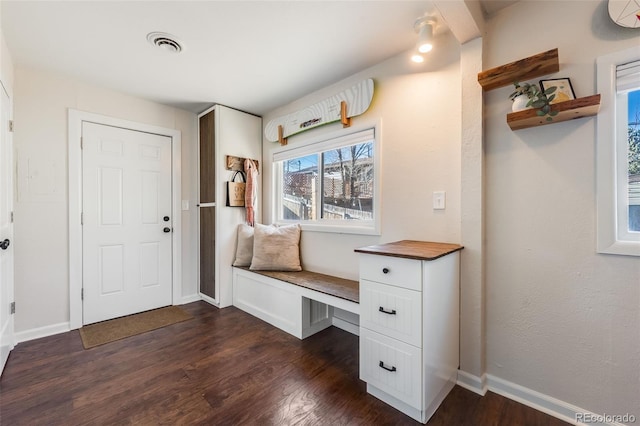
0 78 15 372
68 109 182 330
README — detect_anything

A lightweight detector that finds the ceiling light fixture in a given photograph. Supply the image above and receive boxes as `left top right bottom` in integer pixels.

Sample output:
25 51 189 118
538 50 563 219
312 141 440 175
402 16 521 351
411 53 425 63
411 16 436 63
147 32 183 53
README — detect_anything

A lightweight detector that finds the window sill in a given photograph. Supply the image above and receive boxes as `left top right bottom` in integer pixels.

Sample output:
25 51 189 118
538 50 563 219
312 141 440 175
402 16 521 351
597 239 640 257
275 221 381 236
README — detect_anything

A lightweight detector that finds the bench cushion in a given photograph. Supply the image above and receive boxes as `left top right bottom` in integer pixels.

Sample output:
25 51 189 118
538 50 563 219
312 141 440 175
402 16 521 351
250 224 302 271
232 224 254 267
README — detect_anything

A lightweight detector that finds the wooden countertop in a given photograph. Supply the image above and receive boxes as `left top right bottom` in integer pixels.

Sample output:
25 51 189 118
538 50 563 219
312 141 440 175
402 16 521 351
235 267 359 303
354 240 463 261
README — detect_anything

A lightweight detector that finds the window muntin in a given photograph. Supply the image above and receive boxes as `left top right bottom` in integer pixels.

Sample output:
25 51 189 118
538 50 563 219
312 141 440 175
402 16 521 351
274 128 378 234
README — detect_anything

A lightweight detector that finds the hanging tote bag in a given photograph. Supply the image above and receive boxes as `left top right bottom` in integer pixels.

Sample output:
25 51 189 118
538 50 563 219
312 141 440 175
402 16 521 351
226 171 246 207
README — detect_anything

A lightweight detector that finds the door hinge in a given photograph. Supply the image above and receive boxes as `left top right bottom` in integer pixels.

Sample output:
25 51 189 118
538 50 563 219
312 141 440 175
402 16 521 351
80 137 83 149
81 212 83 225
81 288 84 300
8 120 13 132
10 302 15 314
10 211 13 223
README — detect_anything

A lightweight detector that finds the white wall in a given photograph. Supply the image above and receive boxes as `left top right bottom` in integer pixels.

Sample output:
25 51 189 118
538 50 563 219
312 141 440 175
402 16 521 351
262 31 462 282
214 105 262 308
8 0 637 419
484 0 639 417
13 65 199 334
459 36 485 380
0 28 13 95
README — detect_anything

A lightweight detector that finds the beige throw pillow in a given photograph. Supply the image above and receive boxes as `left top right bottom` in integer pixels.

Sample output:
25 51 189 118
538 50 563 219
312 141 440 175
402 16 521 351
250 223 302 271
232 224 254 267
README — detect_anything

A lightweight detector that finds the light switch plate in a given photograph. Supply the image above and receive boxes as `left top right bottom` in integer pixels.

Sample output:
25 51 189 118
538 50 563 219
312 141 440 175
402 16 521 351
181 200 189 211
433 191 446 210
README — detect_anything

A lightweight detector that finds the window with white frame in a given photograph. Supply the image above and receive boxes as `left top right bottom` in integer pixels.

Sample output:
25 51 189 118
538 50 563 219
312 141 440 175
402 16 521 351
596 46 640 256
273 128 380 234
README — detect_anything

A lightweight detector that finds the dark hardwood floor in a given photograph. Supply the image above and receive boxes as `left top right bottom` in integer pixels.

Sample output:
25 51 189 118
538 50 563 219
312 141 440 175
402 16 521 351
0 302 568 425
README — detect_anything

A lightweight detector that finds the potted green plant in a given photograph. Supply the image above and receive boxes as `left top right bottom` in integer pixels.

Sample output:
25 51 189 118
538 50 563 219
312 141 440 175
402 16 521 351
509 82 558 121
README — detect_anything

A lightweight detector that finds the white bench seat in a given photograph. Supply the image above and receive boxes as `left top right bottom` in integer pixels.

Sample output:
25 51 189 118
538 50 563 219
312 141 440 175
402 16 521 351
232 266 359 339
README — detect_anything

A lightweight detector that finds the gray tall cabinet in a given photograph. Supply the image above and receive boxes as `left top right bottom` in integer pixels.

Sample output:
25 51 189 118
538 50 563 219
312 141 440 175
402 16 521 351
197 105 262 307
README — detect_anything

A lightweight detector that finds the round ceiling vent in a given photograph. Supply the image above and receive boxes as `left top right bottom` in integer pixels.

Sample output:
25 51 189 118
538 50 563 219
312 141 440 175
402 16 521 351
147 32 183 53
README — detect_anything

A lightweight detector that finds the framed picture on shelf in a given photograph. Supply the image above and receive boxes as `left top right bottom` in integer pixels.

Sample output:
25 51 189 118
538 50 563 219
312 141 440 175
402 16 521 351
540 78 576 104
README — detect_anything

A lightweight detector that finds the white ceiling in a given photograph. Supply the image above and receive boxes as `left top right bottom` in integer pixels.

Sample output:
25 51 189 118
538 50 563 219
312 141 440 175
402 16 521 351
0 1 510 116
480 0 520 16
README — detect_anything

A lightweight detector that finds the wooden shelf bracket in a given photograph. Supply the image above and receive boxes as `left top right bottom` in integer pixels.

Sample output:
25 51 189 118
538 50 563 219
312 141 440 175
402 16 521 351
340 101 351 128
278 125 288 146
226 155 260 173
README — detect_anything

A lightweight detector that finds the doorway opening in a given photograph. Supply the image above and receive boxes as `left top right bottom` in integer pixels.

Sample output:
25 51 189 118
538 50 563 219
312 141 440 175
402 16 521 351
69 109 182 330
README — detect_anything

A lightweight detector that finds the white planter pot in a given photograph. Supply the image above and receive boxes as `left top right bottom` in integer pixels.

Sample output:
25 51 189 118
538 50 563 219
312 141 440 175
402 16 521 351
511 94 532 112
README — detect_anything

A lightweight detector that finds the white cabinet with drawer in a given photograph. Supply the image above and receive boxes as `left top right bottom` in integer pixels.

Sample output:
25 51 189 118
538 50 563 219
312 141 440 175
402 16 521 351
356 240 462 424
360 328 422 408
359 255 422 291
360 280 422 347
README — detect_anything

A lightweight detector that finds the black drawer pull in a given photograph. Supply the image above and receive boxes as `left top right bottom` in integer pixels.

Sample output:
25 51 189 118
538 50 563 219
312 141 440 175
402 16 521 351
382 267 390 274
379 361 397 372
379 306 397 315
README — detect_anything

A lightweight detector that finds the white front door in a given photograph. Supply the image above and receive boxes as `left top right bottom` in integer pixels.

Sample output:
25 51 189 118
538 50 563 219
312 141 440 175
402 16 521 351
0 83 14 373
82 122 173 325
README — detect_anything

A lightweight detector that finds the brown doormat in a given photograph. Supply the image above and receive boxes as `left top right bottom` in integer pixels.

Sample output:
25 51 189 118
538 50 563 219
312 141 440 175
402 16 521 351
79 306 192 349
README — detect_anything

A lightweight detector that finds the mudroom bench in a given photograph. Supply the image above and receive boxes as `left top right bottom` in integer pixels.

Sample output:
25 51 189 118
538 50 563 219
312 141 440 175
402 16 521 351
232 266 359 339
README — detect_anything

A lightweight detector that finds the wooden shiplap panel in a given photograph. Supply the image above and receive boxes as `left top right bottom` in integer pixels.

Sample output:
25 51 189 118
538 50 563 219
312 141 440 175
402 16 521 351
477 48 559 91
199 207 215 298
199 111 216 203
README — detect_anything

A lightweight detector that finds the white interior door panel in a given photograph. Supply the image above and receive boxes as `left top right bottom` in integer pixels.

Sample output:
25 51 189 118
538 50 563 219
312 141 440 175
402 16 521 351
82 122 172 325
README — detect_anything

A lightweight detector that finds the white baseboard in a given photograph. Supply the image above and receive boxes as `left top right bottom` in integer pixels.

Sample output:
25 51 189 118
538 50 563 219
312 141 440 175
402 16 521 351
455 371 627 426
179 294 201 304
15 299 202 344
487 374 582 424
15 322 70 344
456 370 487 395
199 293 219 307
331 317 359 336
487 374 633 426
18 299 203 344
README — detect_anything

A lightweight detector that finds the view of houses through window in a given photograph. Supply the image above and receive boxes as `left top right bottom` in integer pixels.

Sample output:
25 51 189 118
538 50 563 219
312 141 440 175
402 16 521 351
628 89 640 232
282 154 318 220
279 138 374 224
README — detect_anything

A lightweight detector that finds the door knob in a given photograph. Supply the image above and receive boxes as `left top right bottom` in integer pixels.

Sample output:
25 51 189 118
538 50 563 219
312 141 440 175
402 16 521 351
163 227 171 233
0 239 10 250
163 216 170 222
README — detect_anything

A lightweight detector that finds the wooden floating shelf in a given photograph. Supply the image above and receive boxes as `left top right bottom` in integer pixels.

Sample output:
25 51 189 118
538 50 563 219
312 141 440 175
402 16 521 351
478 48 601 131
478 48 559 91
507 94 601 130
